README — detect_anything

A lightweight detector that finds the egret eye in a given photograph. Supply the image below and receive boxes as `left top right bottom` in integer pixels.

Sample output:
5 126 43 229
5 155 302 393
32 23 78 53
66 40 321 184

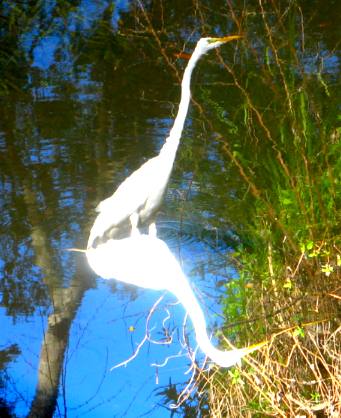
207 37 220 44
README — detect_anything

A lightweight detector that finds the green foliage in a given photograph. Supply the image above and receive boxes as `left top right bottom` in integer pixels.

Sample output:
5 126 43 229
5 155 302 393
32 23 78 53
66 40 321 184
293 326 305 339
310 391 321 403
228 368 243 385
195 10 341 412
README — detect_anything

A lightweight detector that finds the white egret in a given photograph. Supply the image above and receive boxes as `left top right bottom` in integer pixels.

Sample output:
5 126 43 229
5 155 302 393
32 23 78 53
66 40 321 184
86 233 264 368
87 35 242 248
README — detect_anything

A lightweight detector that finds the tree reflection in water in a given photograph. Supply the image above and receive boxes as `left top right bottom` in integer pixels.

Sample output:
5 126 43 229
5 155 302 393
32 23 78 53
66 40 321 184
0 1 340 417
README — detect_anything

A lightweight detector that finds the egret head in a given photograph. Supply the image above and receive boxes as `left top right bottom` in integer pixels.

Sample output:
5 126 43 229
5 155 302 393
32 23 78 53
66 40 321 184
196 35 242 54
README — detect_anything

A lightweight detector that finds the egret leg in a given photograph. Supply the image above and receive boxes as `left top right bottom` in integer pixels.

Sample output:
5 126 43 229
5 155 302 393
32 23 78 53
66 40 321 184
148 222 157 237
129 213 140 236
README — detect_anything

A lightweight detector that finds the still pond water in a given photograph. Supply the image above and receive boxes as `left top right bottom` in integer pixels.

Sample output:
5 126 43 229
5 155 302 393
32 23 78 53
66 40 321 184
0 1 339 417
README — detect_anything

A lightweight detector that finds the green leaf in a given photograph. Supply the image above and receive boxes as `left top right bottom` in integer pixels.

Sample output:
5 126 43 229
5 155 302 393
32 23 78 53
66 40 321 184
293 327 305 338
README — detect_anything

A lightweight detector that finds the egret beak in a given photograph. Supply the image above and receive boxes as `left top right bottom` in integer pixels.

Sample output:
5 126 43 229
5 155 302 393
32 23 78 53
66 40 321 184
65 248 87 253
241 340 268 355
208 35 243 44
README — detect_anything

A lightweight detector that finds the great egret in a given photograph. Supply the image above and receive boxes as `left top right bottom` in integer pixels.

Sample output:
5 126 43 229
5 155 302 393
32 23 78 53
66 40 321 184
87 35 242 248
86 233 264 368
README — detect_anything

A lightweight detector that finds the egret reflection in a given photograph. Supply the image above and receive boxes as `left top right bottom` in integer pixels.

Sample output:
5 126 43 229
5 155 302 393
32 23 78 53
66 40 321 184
86 232 264 367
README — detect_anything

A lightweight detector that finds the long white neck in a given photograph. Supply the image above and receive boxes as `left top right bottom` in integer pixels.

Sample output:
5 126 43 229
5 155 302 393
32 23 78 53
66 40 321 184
170 275 244 368
165 45 205 147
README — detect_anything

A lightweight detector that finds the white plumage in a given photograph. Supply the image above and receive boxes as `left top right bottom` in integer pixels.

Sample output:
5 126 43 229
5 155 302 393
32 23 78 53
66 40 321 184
86 233 264 368
85 36 265 367
87 36 242 248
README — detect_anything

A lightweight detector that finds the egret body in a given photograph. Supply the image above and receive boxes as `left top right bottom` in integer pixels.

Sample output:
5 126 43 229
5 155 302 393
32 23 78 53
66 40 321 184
87 36 241 248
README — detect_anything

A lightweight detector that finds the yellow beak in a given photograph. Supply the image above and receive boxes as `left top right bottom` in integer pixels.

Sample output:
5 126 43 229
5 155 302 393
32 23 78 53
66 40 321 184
209 35 243 44
242 340 268 355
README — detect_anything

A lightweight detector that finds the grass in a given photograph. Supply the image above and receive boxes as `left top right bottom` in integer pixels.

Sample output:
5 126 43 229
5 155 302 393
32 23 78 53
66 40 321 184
173 1 341 416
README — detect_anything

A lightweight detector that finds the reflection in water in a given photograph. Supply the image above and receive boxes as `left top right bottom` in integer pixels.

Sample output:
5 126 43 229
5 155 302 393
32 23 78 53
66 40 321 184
86 233 265 367
0 0 340 417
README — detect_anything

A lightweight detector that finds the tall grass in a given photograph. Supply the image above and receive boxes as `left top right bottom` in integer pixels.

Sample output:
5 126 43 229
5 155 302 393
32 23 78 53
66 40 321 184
187 1 341 416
